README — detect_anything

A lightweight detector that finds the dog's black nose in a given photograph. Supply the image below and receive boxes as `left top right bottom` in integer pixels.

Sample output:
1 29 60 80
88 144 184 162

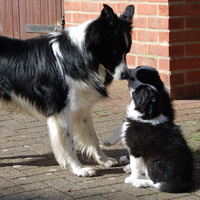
121 71 130 80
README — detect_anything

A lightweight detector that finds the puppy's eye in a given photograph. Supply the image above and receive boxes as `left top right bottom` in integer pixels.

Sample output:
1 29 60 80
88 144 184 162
130 77 135 81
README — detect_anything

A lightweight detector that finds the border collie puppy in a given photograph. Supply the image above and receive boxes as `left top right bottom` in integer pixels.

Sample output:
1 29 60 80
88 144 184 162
104 66 194 193
0 4 134 177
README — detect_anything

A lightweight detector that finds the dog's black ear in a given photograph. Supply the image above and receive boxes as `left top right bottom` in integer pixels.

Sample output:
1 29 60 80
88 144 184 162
101 4 116 23
120 5 135 23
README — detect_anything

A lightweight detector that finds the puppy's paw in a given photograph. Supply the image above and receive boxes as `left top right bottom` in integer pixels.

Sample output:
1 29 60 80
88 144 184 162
74 167 96 177
124 176 135 184
103 139 113 146
132 179 154 188
123 164 131 173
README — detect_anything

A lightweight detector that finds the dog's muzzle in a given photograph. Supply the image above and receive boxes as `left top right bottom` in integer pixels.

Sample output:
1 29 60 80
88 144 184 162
121 70 130 80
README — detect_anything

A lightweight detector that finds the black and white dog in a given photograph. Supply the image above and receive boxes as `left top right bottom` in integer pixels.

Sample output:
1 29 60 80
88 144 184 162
0 4 134 177
104 66 194 193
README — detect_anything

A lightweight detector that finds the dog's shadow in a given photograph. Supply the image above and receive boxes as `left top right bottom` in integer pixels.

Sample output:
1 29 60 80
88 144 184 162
1 148 200 190
0 149 127 175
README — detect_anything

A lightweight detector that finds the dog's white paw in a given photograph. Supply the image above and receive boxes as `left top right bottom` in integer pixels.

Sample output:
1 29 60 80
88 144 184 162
74 167 96 177
100 157 118 167
132 179 154 188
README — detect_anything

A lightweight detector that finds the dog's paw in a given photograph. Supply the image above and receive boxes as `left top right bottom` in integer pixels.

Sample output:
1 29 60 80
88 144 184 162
124 176 135 184
101 157 119 167
103 139 113 146
74 167 96 177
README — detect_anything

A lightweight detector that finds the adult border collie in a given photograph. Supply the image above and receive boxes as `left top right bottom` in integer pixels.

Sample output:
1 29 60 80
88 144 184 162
104 66 194 193
0 4 134 177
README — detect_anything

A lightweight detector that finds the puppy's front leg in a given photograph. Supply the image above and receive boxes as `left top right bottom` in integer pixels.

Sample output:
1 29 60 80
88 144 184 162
124 155 144 184
47 111 96 177
104 122 124 146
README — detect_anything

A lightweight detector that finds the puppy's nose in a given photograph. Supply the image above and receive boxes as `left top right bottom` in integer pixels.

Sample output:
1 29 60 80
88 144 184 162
121 70 130 80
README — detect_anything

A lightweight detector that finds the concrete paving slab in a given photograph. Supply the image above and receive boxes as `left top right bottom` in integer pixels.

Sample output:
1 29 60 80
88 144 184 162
0 80 200 200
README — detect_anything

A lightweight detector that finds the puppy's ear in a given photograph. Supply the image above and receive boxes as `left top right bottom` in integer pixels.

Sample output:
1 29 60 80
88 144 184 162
120 5 135 23
100 4 116 23
133 85 162 119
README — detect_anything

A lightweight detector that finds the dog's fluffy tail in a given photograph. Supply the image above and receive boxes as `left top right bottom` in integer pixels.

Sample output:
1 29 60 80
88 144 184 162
155 182 193 193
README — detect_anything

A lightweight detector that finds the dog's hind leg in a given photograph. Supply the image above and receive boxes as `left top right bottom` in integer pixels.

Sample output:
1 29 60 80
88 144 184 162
74 109 118 167
47 111 96 177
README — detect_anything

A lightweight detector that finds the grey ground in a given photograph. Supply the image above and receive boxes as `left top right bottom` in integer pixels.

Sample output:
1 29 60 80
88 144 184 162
0 80 200 200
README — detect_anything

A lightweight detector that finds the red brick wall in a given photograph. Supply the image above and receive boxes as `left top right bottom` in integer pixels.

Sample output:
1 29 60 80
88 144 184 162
64 0 200 99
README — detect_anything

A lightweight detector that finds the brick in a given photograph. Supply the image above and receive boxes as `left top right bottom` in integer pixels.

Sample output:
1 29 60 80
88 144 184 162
73 13 97 24
137 4 157 15
185 17 200 28
160 73 170 86
170 58 200 71
137 56 158 68
148 0 168 2
64 1 81 12
126 54 136 67
169 45 184 57
134 17 147 28
170 73 185 86
65 13 72 23
171 85 200 99
131 42 147 55
185 44 200 56
81 2 98 12
186 71 200 83
158 59 170 71
148 17 169 29
187 4 200 15
158 5 169 16
169 4 189 16
117 3 130 13
169 18 184 29
148 44 168 57
137 30 157 42
159 31 169 43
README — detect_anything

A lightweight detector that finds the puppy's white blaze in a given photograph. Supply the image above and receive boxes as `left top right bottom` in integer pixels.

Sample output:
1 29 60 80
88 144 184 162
67 20 93 51
126 95 168 125
113 56 127 80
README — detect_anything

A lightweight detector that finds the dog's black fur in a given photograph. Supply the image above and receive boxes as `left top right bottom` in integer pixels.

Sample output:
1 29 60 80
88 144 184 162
0 5 135 177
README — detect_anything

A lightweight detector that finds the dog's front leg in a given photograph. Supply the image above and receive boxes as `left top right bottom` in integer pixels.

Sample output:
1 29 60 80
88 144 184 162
47 111 96 177
75 109 118 167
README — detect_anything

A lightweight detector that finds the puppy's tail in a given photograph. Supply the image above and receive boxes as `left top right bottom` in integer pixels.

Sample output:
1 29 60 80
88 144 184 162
154 182 193 193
